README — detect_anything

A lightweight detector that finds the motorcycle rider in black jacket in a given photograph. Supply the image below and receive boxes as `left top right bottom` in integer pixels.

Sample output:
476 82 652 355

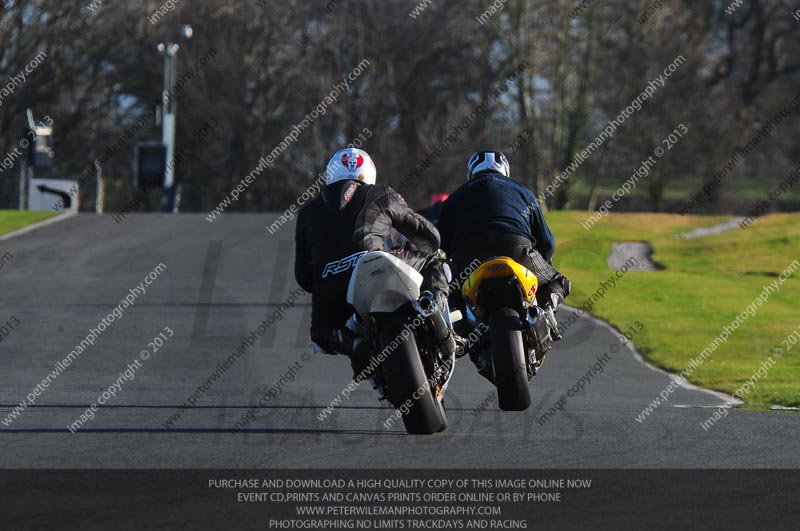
294 148 453 380
437 150 571 341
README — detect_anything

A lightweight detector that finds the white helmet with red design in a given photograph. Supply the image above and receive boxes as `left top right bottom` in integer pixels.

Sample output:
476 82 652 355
324 147 377 186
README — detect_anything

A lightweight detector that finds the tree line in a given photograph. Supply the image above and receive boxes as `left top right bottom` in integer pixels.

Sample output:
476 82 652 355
0 0 797 214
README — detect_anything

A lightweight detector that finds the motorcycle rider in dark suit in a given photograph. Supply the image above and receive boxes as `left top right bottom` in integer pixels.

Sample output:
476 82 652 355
294 147 454 381
437 150 571 341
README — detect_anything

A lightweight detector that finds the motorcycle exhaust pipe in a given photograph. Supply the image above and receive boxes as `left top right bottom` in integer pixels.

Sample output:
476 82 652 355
414 293 456 356
528 307 554 343
413 292 438 318
429 311 456 357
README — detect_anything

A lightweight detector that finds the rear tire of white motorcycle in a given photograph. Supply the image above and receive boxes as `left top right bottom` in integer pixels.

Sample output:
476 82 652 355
380 320 447 435
489 307 531 411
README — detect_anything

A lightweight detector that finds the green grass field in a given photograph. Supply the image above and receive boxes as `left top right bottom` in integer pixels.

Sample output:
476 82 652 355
0 210 58 236
548 211 800 407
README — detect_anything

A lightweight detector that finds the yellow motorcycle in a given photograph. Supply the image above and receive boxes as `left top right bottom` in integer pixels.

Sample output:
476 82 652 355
460 257 554 410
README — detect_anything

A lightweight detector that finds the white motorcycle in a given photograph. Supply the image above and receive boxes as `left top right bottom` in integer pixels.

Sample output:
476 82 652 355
346 250 457 434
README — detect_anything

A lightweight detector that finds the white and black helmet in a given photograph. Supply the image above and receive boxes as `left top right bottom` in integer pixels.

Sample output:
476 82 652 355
466 150 510 180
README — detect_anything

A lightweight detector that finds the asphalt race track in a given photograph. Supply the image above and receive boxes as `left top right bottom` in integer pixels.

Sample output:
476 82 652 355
1 213 798 468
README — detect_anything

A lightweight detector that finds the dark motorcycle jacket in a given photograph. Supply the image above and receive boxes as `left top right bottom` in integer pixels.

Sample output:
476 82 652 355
437 172 555 262
295 179 441 329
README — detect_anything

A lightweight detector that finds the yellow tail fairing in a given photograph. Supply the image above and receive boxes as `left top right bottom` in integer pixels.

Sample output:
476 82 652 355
461 257 538 307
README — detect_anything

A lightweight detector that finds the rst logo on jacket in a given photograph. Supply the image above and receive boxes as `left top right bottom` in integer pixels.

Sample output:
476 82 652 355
322 251 367 278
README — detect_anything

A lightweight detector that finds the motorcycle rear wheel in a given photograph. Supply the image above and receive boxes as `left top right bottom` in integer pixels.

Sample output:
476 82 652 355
380 319 448 434
489 307 531 411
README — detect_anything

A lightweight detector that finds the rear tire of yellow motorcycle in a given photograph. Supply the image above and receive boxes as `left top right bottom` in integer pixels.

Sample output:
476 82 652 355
489 307 531 411
380 319 448 435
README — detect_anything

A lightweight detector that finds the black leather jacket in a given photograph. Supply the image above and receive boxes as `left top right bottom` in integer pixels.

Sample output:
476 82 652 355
295 180 440 328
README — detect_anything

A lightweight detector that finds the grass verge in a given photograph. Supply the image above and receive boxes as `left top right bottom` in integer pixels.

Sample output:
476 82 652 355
547 211 800 407
0 210 59 237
